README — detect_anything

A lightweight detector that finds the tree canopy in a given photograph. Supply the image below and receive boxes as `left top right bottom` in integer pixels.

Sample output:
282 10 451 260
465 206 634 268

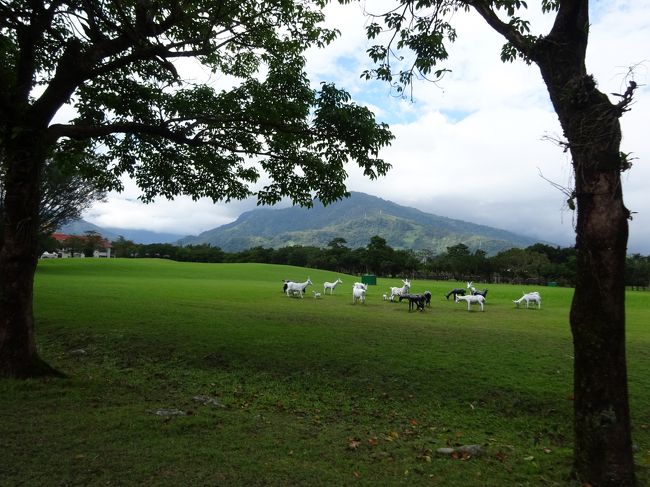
1 0 393 206
1 1 393 379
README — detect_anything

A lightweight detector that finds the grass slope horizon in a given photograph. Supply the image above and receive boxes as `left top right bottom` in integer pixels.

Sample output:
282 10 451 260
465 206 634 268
1 258 647 486
178 192 546 254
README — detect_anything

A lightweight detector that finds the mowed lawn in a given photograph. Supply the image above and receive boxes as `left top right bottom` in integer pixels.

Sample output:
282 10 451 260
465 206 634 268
1 258 648 486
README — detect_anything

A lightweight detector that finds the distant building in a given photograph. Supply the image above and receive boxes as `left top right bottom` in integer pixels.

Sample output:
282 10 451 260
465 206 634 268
50 233 112 258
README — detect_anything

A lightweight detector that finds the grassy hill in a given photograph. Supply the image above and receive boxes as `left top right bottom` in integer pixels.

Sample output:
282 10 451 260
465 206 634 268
1 259 646 486
179 192 542 255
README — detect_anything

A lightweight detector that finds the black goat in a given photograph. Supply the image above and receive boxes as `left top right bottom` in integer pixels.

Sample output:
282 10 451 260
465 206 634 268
471 288 488 298
445 288 466 300
399 293 426 312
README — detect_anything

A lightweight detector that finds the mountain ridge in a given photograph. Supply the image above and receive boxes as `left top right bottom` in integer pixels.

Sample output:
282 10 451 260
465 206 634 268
178 192 545 255
57 221 184 244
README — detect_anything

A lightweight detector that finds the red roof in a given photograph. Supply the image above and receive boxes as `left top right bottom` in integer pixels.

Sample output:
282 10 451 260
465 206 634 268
51 233 112 248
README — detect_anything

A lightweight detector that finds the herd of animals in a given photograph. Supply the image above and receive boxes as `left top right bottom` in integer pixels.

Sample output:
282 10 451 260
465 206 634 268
281 278 542 312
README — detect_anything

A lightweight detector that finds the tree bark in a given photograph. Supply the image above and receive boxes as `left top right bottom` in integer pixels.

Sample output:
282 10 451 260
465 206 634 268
0 131 61 378
535 38 637 486
570 156 634 487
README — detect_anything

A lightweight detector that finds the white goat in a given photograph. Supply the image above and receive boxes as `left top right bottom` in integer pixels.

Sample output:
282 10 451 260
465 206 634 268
313 291 322 299
285 278 312 298
456 294 485 311
323 278 343 294
352 286 366 304
389 279 410 302
513 292 541 309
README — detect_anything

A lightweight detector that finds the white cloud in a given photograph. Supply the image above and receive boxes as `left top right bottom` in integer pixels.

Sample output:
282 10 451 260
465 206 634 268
84 1 650 253
83 177 258 235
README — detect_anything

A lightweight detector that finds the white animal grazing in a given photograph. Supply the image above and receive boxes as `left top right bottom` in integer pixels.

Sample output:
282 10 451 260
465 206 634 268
389 279 411 302
456 294 485 311
354 282 368 290
513 292 541 309
323 278 343 294
41 251 58 259
313 291 322 299
352 286 366 304
285 278 313 298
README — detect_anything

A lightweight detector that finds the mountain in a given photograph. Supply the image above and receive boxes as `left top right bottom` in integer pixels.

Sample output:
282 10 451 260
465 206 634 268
102 227 185 245
178 192 543 255
57 221 183 244
57 220 120 240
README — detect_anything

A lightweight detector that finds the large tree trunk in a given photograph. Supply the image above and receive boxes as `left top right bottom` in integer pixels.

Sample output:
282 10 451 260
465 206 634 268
537 48 637 487
0 132 61 378
570 152 635 486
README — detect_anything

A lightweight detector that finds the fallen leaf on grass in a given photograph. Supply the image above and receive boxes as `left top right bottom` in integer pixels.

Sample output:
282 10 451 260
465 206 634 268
451 451 471 461
384 431 400 441
494 451 508 463
347 438 362 450
417 447 433 462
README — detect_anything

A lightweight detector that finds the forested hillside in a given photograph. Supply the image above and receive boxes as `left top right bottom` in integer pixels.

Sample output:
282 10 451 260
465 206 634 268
178 192 540 255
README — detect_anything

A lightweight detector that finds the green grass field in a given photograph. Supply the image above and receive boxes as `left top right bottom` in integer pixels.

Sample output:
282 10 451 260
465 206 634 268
2 258 648 486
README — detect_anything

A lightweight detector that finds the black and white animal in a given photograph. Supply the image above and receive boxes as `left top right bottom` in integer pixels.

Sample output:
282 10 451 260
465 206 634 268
388 279 411 302
455 294 485 311
399 293 426 312
445 288 466 300
285 278 313 298
467 281 488 298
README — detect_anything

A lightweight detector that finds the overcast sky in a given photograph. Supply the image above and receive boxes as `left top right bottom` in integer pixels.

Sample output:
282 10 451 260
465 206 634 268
83 1 650 254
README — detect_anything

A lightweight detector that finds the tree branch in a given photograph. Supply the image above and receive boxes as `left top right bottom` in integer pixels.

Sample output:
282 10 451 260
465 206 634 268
47 117 308 149
466 1 533 58
47 121 206 145
612 80 638 115
548 0 588 41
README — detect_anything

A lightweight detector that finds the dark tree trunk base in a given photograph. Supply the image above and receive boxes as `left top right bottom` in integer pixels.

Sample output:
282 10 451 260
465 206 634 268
0 356 66 379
